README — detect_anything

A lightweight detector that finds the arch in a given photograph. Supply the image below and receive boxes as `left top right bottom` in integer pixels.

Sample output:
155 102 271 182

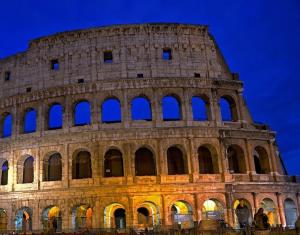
167 146 187 175
23 108 37 133
1 113 12 138
233 199 252 228
284 198 298 228
0 160 8 185
202 199 224 220
135 148 156 176
198 145 219 174
131 96 152 121
192 96 208 121
74 100 91 126
220 96 238 121
72 151 92 179
42 206 62 232
104 149 124 177
72 205 92 230
260 198 278 226
0 209 7 230
104 203 126 229
227 145 247 174
43 153 62 181
254 146 271 174
23 156 34 183
101 98 121 123
15 207 32 232
162 95 181 121
136 201 160 228
171 200 194 228
48 103 63 130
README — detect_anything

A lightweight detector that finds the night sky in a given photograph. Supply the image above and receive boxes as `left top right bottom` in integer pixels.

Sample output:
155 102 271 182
1 0 299 175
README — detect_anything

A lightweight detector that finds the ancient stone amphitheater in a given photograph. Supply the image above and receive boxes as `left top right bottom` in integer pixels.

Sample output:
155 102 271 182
0 23 299 232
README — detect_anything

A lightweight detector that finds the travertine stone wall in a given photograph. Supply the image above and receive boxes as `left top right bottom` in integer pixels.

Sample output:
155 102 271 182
0 23 299 231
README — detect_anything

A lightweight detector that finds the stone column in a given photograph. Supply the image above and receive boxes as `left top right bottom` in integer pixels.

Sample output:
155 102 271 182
188 138 198 181
245 140 256 175
122 89 130 129
268 140 278 176
225 190 234 227
276 192 286 226
236 90 245 123
92 199 101 229
183 88 191 126
154 88 163 128
211 88 221 126
252 192 258 214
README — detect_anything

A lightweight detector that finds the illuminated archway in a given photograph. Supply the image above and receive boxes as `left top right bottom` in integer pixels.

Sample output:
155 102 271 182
72 205 92 230
202 199 224 220
15 207 32 231
104 203 126 229
233 199 252 228
284 198 298 228
136 202 160 228
42 206 61 231
260 198 278 227
0 209 7 230
171 201 193 229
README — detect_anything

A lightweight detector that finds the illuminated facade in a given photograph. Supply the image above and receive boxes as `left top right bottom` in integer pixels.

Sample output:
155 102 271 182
0 23 299 232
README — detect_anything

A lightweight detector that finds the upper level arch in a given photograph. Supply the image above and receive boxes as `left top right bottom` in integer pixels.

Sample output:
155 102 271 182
73 100 91 126
104 149 124 177
227 145 247 174
0 112 12 138
47 103 63 130
162 95 182 121
43 152 62 181
219 95 238 122
191 95 210 121
131 96 152 121
167 145 187 175
101 97 122 123
253 146 271 174
72 150 92 179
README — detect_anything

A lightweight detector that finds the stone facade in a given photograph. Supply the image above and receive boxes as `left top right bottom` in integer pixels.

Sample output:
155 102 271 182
0 23 299 232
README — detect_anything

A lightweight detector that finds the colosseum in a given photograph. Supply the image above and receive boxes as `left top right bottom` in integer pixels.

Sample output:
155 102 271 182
0 23 299 233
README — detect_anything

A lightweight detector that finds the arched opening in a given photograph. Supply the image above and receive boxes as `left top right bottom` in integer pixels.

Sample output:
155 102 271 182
101 98 121 123
192 96 208 121
23 156 34 183
284 198 298 228
198 145 219 174
162 95 181 121
135 148 156 176
104 203 126 229
42 206 62 232
260 198 278 227
0 209 7 230
15 207 32 232
138 207 150 225
227 145 247 174
171 201 194 228
104 149 124 177
233 199 252 228
220 96 238 121
254 146 271 174
72 151 92 179
43 153 62 181
202 199 224 220
131 96 152 121
167 146 187 175
1 113 12 138
72 205 92 230
23 108 37 133
48 103 63 130
74 101 91 126
0 160 8 185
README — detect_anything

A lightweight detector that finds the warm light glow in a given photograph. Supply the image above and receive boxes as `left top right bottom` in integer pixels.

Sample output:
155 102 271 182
48 206 60 218
203 200 217 212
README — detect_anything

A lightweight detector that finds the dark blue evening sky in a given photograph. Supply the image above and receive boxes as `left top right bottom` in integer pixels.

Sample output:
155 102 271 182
0 0 299 175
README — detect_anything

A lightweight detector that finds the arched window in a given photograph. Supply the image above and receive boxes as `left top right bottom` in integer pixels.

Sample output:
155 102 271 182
284 198 298 228
198 146 218 174
135 148 156 176
24 108 37 133
1 161 8 185
162 96 181 121
220 96 237 121
72 151 92 179
23 156 34 183
192 96 208 121
0 208 7 230
101 98 121 123
43 153 62 181
74 101 91 126
260 198 278 226
48 104 63 129
167 147 186 175
104 149 124 177
131 97 152 121
137 207 150 225
227 145 246 174
2 113 12 138
114 208 126 229
254 146 270 174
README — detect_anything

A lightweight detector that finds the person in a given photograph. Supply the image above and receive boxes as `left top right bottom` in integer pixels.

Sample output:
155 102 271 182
52 217 58 233
22 213 27 235
254 208 270 230
235 200 250 229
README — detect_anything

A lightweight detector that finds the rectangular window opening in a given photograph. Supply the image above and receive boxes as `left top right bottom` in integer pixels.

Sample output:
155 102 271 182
51 59 59 70
4 71 11 81
162 49 172 60
137 73 144 78
104 51 113 63
78 79 84 84
194 73 200 78
26 87 32 93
